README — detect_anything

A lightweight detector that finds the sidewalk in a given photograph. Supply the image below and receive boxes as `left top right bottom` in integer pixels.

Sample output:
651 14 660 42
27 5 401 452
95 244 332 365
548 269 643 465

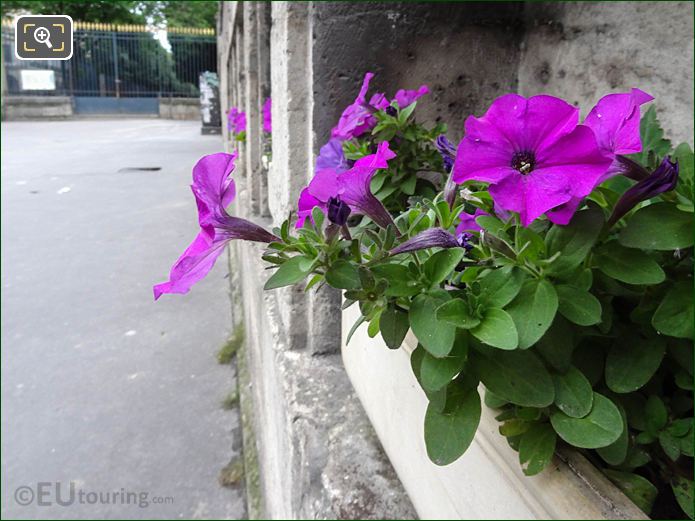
1 119 246 519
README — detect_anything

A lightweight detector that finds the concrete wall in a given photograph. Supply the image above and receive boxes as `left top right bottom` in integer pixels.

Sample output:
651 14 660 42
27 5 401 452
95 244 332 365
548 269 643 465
519 1 694 145
218 3 416 518
3 96 73 119
218 1 693 518
158 97 200 120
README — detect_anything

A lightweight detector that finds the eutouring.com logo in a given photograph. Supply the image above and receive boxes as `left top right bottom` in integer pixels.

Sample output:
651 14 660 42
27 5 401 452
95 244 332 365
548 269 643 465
14 482 174 508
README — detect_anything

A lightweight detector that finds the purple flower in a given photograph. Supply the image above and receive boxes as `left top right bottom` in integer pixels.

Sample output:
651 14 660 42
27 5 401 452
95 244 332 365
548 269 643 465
391 228 463 255
456 208 489 235
585 88 653 157
297 142 396 229
331 72 382 140
327 196 351 225
608 156 679 226
262 97 272 134
316 138 351 173
435 135 457 173
393 85 429 109
331 72 429 141
453 93 612 227
154 153 278 299
296 169 338 227
227 107 246 134
547 88 653 224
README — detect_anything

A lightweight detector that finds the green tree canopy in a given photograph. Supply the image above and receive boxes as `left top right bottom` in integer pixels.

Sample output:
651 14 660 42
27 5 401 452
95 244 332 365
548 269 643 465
1 1 218 28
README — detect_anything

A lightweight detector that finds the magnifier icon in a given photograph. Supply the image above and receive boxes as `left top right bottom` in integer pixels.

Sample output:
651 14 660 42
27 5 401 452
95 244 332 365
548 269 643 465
34 26 53 49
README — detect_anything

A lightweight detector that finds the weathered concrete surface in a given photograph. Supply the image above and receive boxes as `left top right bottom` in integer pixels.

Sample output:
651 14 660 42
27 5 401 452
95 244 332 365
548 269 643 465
519 1 694 145
4 95 73 119
233 235 418 520
1 119 245 519
158 97 200 120
312 2 525 141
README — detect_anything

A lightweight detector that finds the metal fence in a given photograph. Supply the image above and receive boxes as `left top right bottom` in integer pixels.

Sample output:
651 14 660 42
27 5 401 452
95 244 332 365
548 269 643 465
2 21 216 98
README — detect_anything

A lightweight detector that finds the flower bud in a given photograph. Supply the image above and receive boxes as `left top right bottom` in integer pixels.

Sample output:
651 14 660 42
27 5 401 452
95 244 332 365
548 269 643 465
435 135 457 173
327 196 351 226
608 156 679 226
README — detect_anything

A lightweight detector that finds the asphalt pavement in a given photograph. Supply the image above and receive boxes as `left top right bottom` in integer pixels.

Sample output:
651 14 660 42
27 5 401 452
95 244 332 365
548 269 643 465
1 119 246 519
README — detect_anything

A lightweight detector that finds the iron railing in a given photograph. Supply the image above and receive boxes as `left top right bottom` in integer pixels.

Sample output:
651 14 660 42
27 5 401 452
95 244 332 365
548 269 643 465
2 20 216 98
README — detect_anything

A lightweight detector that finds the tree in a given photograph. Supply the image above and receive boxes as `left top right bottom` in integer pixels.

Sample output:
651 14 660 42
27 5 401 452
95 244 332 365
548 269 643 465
1 1 218 28
136 1 218 29
1 1 145 23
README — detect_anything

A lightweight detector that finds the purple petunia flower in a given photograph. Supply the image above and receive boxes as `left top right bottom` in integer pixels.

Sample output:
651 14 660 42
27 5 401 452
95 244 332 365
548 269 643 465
297 141 396 229
262 97 272 134
453 93 613 227
435 135 457 173
154 153 278 299
585 88 653 157
608 156 679 226
390 228 463 255
331 72 429 141
547 88 653 224
227 107 246 134
393 85 430 109
327 196 351 226
456 208 489 235
316 138 351 173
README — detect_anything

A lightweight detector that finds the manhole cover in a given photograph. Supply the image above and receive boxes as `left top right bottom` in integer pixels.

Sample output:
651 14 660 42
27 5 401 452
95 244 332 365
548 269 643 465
118 167 162 172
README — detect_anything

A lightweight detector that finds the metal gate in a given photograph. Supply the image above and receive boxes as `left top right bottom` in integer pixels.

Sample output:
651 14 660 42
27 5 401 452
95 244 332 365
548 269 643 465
2 21 216 115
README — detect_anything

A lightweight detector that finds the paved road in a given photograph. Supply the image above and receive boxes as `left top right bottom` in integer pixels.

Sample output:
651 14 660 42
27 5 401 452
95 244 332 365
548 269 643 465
1 119 246 519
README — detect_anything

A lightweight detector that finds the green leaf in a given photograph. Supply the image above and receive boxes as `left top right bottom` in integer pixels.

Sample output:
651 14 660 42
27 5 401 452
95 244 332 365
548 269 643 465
545 205 604 275
372 264 420 297
325 260 361 289
435 299 481 329
674 142 694 187
484 389 508 409
605 336 665 393
264 255 313 290
380 306 409 349
535 316 576 373
659 431 681 461
499 419 530 437
475 350 554 407
631 105 672 166
478 266 525 307
603 469 658 515
550 393 623 448
470 308 518 350
409 291 456 357
556 285 602 326
552 366 593 418
506 279 558 349
671 477 694 519
398 100 417 123
596 403 629 466
594 241 665 285
619 203 694 250
476 215 507 238
367 313 381 338
345 315 366 345
653 282 695 339
423 248 465 286
645 395 668 433
424 387 481 466
518 424 557 476
420 337 468 392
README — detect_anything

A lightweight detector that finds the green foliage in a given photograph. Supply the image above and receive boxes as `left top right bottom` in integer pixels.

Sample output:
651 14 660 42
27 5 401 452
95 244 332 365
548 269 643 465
424 386 481 465
258 101 693 518
519 424 556 476
550 393 623 449
620 204 694 250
